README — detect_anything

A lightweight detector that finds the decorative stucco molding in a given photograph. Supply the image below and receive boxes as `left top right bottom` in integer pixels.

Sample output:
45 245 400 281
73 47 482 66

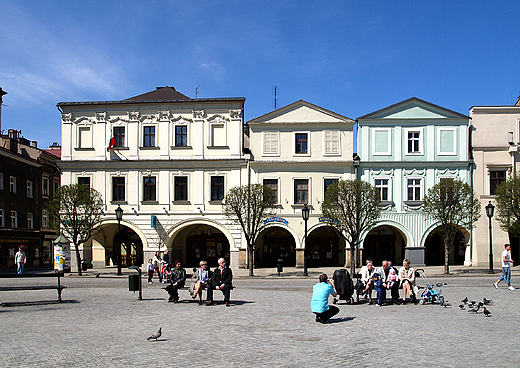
193 110 205 119
96 112 107 121
229 109 242 119
128 111 140 121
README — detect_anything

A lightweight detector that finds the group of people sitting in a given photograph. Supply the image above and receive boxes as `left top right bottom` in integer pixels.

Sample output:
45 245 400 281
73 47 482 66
163 258 233 306
359 259 416 306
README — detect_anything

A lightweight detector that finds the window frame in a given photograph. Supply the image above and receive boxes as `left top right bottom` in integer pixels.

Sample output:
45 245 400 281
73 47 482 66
42 209 48 228
294 178 309 205
374 178 391 202
210 176 225 202
142 125 156 148
210 123 227 147
294 132 309 155
27 212 33 229
77 125 93 149
174 176 189 202
323 178 339 199
0 209 4 227
263 178 279 205
112 176 126 202
323 130 341 156
10 210 17 228
143 176 157 202
405 128 423 155
113 126 126 148
372 128 392 156
489 169 507 195
405 177 423 202
78 177 91 187
175 125 189 147
437 127 457 156
42 176 49 197
262 131 280 156
0 172 4 191
27 180 33 198
10 176 17 194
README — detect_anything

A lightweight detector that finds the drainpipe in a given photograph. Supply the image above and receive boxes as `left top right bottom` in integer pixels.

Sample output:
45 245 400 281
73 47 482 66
468 123 475 265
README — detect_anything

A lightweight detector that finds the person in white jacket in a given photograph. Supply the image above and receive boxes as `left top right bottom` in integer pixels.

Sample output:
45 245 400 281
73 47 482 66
15 247 26 274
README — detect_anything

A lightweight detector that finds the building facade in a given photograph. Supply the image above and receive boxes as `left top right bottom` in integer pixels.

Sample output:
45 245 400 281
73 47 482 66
469 101 520 266
357 98 472 266
247 100 355 268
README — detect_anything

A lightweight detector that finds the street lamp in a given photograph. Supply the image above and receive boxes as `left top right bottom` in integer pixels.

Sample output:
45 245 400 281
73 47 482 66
115 205 124 275
302 203 310 277
485 201 495 274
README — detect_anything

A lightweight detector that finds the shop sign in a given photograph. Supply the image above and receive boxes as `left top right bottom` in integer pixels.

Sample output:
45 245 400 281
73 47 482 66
264 217 288 226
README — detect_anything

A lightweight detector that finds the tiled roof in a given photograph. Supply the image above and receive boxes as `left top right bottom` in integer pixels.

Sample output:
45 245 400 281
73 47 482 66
124 87 190 101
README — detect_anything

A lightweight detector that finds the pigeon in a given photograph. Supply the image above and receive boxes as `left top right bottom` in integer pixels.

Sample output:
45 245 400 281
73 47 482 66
483 307 491 317
458 304 465 309
461 297 468 304
483 298 493 305
468 304 480 313
147 327 162 341
443 303 451 308
470 300 477 305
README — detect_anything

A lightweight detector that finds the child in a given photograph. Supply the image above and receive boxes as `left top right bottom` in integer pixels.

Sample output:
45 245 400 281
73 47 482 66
373 273 384 306
147 259 154 284
387 268 399 289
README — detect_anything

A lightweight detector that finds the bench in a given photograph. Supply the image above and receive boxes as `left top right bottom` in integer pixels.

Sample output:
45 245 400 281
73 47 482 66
0 271 66 304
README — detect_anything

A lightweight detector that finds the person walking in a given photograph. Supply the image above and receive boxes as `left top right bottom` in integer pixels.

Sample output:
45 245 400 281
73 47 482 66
311 274 339 323
15 247 26 274
493 244 515 290
153 251 162 282
147 259 154 284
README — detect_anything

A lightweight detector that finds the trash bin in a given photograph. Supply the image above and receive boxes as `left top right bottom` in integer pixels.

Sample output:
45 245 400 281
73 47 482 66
277 258 283 275
81 259 88 272
129 274 140 291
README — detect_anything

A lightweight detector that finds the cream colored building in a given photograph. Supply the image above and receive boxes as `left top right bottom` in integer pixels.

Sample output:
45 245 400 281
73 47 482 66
58 87 248 270
470 102 520 267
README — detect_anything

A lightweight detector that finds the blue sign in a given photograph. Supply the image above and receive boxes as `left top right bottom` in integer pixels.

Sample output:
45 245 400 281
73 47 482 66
264 217 288 226
151 215 157 228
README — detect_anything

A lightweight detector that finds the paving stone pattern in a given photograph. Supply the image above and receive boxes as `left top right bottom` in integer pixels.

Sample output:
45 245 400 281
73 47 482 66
0 273 518 367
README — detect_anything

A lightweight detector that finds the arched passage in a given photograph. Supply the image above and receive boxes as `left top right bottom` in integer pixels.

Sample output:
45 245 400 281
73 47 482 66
167 219 234 268
362 225 408 266
254 226 297 268
423 226 469 266
306 226 342 267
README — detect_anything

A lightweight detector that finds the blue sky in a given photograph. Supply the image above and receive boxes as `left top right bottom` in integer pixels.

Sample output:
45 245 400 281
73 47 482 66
1 1 519 149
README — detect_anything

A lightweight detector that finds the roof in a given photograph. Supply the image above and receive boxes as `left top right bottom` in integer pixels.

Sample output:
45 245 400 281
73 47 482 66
45 147 61 158
57 87 245 107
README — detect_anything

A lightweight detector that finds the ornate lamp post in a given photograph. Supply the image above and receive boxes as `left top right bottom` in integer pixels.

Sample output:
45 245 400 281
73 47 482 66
115 205 124 275
302 203 310 277
485 201 495 274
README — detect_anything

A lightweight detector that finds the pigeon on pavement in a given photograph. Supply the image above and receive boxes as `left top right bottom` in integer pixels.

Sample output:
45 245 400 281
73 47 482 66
461 297 468 304
147 327 162 341
483 307 491 317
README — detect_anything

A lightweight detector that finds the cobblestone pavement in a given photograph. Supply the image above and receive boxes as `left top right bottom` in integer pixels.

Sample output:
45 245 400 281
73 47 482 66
0 272 518 367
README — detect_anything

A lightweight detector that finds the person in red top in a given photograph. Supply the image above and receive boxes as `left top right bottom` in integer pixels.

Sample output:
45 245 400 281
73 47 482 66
206 258 233 306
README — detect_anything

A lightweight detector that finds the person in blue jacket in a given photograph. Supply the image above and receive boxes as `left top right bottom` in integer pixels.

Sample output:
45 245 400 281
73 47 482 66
372 273 384 306
311 274 339 323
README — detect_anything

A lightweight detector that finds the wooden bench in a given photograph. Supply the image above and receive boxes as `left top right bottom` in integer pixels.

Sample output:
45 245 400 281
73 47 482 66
0 271 66 304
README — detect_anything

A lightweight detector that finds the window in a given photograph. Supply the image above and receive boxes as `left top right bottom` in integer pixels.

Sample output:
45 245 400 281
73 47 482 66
211 124 225 146
324 131 340 155
175 126 188 147
78 177 90 187
54 180 59 195
143 126 155 147
438 128 457 155
10 210 17 228
375 179 389 201
10 176 16 194
490 170 507 195
407 131 420 153
78 126 91 148
263 132 279 155
294 179 309 204
43 177 49 196
0 172 3 191
114 126 125 147
263 179 278 204
42 210 48 228
295 133 308 154
112 177 125 202
27 213 33 229
324 179 338 197
143 176 156 201
211 176 224 201
0 209 4 227
27 180 33 198
407 179 422 201
174 176 188 201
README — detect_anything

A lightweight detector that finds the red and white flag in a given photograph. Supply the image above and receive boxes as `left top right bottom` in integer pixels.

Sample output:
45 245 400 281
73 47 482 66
107 136 116 151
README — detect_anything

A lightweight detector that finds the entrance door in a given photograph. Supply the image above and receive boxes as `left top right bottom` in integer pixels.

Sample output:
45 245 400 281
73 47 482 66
113 227 143 267
258 227 296 268
307 227 340 267
186 233 230 268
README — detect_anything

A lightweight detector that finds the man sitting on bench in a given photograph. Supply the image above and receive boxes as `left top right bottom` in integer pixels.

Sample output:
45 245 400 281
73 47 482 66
206 258 233 306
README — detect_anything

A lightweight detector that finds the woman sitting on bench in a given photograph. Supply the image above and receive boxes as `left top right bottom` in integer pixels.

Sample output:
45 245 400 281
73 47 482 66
398 259 416 304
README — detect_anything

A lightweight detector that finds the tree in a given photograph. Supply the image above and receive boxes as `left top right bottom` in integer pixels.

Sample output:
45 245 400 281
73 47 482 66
422 178 481 275
222 184 276 277
321 180 382 276
494 171 520 237
48 184 104 275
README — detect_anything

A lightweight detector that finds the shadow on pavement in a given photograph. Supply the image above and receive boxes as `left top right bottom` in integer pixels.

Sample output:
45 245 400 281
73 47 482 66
327 317 355 323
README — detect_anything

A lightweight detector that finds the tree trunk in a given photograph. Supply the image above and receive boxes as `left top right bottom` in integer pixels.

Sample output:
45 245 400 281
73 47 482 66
75 242 82 276
350 246 356 276
248 241 254 277
444 237 450 275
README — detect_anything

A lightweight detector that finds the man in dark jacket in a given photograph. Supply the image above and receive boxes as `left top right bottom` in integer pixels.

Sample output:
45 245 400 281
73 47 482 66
165 260 186 302
206 258 233 306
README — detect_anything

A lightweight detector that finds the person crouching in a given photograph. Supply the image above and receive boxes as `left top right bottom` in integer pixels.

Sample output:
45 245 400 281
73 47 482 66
311 274 339 323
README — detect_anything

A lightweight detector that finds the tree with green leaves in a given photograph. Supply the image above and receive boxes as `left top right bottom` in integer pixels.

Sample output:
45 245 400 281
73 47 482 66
494 171 520 237
321 179 382 276
222 184 276 277
48 184 104 275
422 178 481 275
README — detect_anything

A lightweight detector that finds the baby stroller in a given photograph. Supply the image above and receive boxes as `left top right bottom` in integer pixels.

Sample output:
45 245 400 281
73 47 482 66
415 268 446 305
332 269 355 304
161 263 172 283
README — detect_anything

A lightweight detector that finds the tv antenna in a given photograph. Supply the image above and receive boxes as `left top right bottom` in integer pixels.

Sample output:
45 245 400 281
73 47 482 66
195 85 200 99
273 86 278 110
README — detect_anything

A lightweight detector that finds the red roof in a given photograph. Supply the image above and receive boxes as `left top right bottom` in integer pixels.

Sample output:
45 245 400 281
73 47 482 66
124 87 190 101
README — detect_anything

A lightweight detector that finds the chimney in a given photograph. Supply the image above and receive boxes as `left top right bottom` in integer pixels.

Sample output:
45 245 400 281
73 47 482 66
7 129 18 153
0 87 7 133
31 141 38 148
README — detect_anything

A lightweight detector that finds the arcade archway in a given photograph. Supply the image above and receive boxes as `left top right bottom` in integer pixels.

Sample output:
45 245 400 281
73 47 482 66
362 225 407 266
255 226 296 268
113 226 143 267
424 229 467 266
306 226 342 267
